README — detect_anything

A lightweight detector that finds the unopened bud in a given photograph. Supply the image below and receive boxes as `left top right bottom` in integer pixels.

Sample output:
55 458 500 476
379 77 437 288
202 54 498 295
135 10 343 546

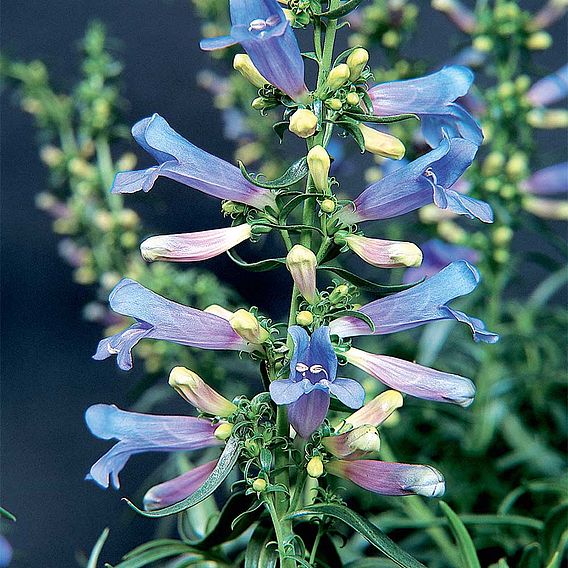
230 309 270 344
214 422 234 441
382 30 400 49
326 98 343 111
289 109 318 138
252 97 271 110
233 54 268 88
307 145 331 192
527 109 568 129
482 152 506 176
359 124 405 160
329 284 349 304
346 92 360 106
296 310 314 326
169 367 237 416
526 31 552 50
346 48 369 81
40 145 64 167
286 245 318 303
252 478 268 492
438 220 467 243
326 64 351 90
307 456 324 478
473 35 493 52
117 152 137 171
205 304 234 320
524 197 568 220
343 234 423 268
222 201 238 214
343 390 404 429
505 153 528 180
320 199 336 213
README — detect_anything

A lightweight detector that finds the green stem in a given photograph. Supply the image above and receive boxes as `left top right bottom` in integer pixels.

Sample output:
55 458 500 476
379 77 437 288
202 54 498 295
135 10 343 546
264 495 295 568
308 522 324 565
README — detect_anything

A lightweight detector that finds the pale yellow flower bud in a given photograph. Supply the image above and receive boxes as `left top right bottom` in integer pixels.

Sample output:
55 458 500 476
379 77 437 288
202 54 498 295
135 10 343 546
527 109 568 129
346 425 381 453
307 145 331 192
286 245 318 303
320 199 336 213
307 456 324 478
214 423 233 441
205 304 234 321
526 31 552 50
359 124 405 160
344 390 404 429
326 98 343 111
230 309 270 344
252 478 268 492
346 92 360 106
346 48 369 81
326 64 351 90
233 54 268 88
289 109 318 138
40 145 64 167
296 310 314 326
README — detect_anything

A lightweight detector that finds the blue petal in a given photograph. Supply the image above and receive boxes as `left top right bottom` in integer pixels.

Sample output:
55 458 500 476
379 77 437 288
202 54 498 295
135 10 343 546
269 378 305 404
304 326 338 382
200 35 238 51
443 307 499 343
421 104 483 147
287 390 330 438
445 189 494 222
329 378 365 409
288 325 309 379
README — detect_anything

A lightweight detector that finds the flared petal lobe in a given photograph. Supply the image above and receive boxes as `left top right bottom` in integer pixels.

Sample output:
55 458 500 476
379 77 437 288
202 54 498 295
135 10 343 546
345 349 476 407
369 66 483 147
143 459 218 510
141 224 252 263
200 0 307 100
287 389 330 439
329 261 498 343
338 137 492 225
93 279 252 371
326 460 445 497
111 114 275 210
85 404 221 489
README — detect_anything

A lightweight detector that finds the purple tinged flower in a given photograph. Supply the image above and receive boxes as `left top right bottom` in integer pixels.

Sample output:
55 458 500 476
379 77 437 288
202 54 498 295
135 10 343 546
200 0 308 100
0 536 12 568
326 459 445 497
343 390 404 429
431 0 476 33
111 114 276 210
140 224 253 263
269 327 364 438
533 1 568 30
342 234 423 269
526 65 568 107
285 245 318 303
93 279 252 371
329 260 499 344
143 459 218 511
403 239 479 283
521 163 568 195
368 67 483 147
345 348 476 407
322 425 381 460
337 137 493 225
85 404 222 489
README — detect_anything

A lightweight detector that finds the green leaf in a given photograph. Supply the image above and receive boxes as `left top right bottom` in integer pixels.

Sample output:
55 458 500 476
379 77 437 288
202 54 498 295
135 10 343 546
318 265 423 296
343 111 419 124
239 157 308 189
331 309 375 332
0 506 16 522
317 0 366 19
125 438 242 518
227 249 286 272
286 504 426 568
87 528 110 568
543 502 568 565
528 267 568 309
439 501 481 568
244 522 278 568
183 492 263 549
518 543 542 568
335 119 365 152
273 121 289 142
115 541 201 568
301 51 319 62
278 192 321 224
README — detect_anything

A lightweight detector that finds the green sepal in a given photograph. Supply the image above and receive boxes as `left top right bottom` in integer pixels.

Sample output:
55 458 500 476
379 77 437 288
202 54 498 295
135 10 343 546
273 121 289 142
244 521 278 568
301 51 319 62
343 110 419 124
331 309 375 332
123 438 242 518
182 491 263 550
317 0 366 19
227 249 286 272
286 504 426 568
439 501 481 568
318 264 424 296
239 157 308 189
335 118 365 152
0 506 16 522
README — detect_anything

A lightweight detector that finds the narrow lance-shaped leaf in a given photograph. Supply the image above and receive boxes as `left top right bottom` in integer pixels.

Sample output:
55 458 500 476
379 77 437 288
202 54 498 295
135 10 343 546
227 249 286 272
239 157 308 189
317 0 367 19
124 438 242 518
286 503 427 568
439 501 481 568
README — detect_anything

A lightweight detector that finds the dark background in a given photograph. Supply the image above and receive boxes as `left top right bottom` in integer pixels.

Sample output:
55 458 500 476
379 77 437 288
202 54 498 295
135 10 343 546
0 1 565 566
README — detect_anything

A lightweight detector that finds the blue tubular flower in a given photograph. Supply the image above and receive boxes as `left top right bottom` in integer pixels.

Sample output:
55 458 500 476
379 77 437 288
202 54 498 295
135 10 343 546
93 279 252 371
527 64 568 107
330 261 498 343
338 137 493 224
111 114 276 210
403 239 479 283
368 66 483 147
85 404 222 489
200 0 308 100
269 327 364 438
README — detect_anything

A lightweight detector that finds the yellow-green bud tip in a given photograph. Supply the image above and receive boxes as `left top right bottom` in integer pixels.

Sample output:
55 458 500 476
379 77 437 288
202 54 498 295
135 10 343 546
252 478 268 492
307 456 324 478
307 145 331 193
289 109 318 138
296 310 314 326
320 199 336 213
214 423 233 441
346 48 369 81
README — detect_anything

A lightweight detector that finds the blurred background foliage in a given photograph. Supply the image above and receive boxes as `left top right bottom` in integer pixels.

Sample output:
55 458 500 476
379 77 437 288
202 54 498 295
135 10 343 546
0 0 566 566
